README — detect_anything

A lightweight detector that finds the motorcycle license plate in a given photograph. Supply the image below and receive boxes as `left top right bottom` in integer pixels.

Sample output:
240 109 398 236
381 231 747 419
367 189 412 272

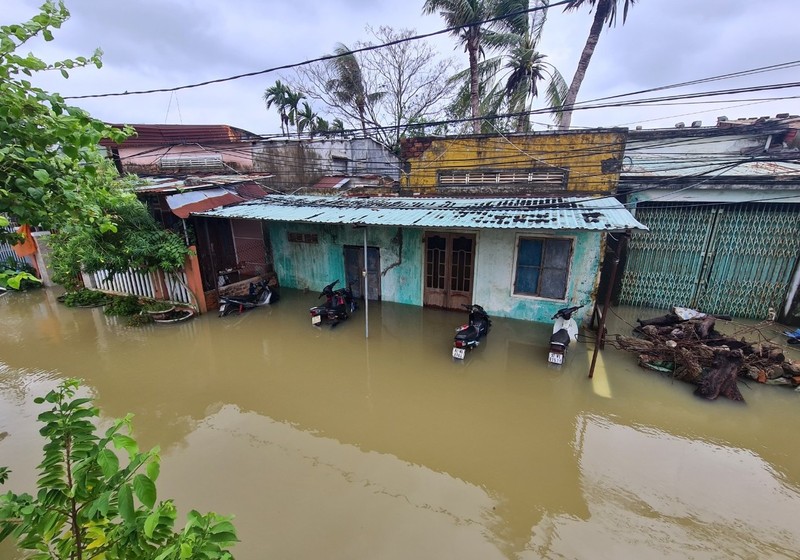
312 315 321 325
548 352 564 365
452 347 466 360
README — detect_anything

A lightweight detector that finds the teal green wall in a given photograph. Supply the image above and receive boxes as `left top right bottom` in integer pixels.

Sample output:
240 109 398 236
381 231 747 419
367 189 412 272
267 221 601 324
473 229 602 325
268 223 423 305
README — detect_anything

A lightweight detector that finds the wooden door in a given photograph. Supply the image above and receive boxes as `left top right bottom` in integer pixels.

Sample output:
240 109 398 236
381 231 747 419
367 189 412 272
423 232 475 310
344 245 381 300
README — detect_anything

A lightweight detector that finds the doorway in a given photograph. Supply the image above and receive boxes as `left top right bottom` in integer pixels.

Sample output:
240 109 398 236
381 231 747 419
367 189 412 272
344 245 381 300
423 232 476 310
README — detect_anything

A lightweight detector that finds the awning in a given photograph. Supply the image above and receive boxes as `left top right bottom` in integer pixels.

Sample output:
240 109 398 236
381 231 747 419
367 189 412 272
166 188 245 219
195 194 648 232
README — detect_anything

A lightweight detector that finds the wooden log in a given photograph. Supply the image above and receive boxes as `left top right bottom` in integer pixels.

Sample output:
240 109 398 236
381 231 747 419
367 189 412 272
694 350 745 402
637 313 682 327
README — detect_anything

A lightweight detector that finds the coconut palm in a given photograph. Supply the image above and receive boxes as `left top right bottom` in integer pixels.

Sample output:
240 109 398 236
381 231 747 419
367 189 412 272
422 0 495 134
263 80 291 135
325 43 384 136
558 0 637 129
492 0 566 131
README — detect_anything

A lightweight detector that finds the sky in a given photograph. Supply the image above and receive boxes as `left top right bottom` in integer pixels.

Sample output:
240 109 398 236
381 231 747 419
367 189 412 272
3 0 799 136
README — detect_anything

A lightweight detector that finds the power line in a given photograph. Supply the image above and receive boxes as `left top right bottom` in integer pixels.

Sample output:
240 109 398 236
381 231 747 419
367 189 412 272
63 0 572 100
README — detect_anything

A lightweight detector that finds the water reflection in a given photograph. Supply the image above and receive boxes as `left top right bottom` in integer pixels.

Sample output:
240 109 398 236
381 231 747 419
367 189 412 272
1 289 799 559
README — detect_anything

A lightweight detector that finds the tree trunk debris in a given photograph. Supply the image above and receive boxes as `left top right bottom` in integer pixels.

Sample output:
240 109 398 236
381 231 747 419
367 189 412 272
610 310 800 403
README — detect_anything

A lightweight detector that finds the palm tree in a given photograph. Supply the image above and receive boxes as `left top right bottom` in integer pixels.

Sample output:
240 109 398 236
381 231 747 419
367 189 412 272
285 89 306 137
422 0 494 134
325 43 383 136
263 80 290 135
493 0 567 131
296 101 317 136
558 0 637 129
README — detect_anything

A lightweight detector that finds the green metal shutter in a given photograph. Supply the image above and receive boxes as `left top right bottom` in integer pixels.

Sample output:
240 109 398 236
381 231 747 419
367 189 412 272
620 202 800 319
619 204 717 310
696 203 800 318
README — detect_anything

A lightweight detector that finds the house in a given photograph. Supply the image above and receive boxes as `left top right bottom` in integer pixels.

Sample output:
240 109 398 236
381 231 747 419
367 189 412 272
193 129 646 323
252 136 402 191
101 123 261 176
616 115 800 322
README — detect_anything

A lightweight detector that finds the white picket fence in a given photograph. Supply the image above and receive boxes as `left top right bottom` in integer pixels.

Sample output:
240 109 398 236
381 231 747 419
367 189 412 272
88 268 192 305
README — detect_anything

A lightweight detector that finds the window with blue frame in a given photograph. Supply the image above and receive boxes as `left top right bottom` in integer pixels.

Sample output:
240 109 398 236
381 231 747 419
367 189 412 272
514 237 572 299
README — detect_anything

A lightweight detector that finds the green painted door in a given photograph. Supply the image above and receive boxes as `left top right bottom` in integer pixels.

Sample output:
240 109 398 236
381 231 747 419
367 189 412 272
620 202 800 318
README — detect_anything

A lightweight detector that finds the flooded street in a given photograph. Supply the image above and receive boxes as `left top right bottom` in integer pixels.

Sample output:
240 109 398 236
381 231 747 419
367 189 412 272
1 288 799 559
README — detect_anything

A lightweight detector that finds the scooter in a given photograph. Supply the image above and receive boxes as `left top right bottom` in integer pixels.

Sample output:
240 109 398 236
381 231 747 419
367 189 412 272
548 305 583 365
218 280 277 317
452 304 491 359
309 279 357 327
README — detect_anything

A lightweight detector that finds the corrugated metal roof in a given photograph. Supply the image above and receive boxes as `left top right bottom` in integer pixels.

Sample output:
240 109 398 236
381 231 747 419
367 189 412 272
166 189 245 219
196 195 647 232
134 174 273 194
100 124 259 147
624 157 800 178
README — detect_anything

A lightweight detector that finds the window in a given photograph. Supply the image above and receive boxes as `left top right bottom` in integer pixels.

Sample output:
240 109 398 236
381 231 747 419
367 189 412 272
514 237 572 299
438 168 567 190
287 232 318 244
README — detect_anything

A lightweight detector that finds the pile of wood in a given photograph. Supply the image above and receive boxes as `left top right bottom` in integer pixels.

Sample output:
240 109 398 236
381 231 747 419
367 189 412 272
610 310 800 403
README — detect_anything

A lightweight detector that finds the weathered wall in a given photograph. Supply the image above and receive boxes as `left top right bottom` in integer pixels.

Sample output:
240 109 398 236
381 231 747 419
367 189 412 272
268 222 422 306
253 138 401 191
402 130 627 195
473 229 602 324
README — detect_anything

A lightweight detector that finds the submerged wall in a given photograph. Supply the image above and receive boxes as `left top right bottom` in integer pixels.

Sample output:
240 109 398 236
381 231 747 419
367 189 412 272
473 229 603 324
268 222 423 306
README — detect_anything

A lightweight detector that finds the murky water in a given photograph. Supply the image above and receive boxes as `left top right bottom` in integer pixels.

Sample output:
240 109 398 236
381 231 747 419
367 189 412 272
1 288 799 559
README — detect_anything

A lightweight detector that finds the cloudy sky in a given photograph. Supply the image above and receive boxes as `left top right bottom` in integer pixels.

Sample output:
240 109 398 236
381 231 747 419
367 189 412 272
3 0 798 135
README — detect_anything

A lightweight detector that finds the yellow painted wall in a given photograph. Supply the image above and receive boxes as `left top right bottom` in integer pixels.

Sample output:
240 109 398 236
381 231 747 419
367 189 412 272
402 130 628 194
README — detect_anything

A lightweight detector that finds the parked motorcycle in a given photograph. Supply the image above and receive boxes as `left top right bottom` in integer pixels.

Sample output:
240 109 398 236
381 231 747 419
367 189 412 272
309 279 357 327
548 305 583 364
218 280 277 317
452 304 491 359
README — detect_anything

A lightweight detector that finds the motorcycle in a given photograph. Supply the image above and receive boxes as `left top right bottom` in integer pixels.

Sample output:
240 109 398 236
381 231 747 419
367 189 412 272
218 279 277 317
309 279 357 327
548 305 583 365
452 304 491 359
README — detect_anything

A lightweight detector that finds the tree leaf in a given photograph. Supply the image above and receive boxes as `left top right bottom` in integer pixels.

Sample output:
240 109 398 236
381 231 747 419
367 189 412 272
133 474 156 509
117 483 134 524
97 449 119 479
144 509 160 538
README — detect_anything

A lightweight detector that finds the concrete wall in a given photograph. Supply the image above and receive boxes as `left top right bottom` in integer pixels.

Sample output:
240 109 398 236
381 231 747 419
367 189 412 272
402 130 627 195
268 222 422 306
254 138 401 190
268 219 601 324
473 229 602 324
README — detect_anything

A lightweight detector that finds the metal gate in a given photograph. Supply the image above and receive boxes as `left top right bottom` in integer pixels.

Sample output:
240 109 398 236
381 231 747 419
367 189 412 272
620 202 800 318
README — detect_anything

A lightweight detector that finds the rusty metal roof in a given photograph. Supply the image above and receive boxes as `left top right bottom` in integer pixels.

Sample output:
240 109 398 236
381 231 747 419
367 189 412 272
196 195 647 232
166 189 245 219
134 174 273 194
100 124 260 147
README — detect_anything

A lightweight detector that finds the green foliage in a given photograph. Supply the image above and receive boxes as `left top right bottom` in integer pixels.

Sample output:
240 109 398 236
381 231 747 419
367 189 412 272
0 1 132 243
59 288 112 307
0 258 42 290
103 295 142 317
0 269 42 291
49 188 191 288
0 379 238 560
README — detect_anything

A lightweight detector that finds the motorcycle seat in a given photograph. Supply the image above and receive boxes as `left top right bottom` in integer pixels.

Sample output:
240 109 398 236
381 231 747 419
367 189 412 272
456 325 480 340
550 328 571 346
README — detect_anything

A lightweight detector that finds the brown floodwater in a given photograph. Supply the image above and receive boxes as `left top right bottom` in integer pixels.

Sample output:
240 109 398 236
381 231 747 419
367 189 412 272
1 288 799 559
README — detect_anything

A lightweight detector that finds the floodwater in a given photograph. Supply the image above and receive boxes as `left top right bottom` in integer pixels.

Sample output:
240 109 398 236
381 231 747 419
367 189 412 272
1 288 799 560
